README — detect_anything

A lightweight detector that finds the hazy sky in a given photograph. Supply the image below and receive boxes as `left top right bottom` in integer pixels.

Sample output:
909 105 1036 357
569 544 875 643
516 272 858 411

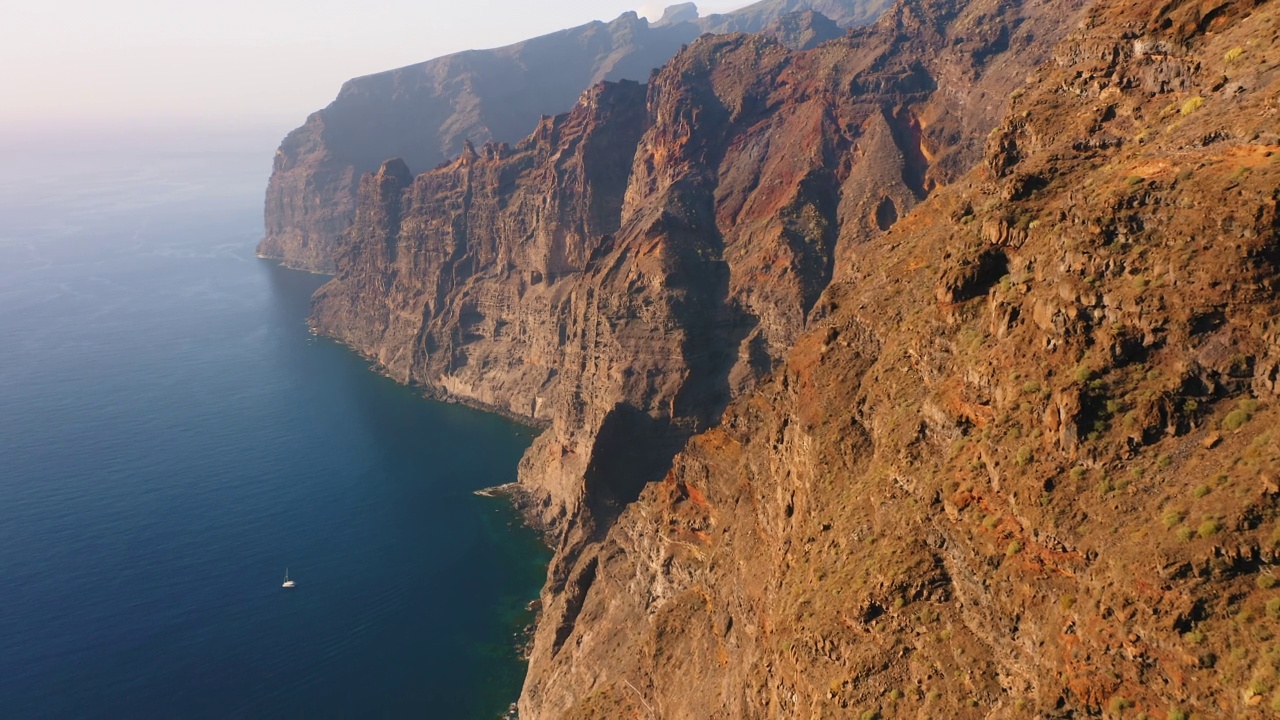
0 0 748 134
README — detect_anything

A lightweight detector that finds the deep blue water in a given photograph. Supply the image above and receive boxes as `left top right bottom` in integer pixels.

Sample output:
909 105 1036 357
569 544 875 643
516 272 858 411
0 132 548 718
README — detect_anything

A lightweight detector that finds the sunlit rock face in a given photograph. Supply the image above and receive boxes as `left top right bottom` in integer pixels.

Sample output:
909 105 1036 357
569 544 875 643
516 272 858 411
258 0 892 272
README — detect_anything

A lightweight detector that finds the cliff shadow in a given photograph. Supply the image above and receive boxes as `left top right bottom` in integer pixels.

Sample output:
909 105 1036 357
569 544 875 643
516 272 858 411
580 405 687 532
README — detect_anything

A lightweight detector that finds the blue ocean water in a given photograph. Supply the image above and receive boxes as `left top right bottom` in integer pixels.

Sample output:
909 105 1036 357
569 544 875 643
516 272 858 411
0 130 547 718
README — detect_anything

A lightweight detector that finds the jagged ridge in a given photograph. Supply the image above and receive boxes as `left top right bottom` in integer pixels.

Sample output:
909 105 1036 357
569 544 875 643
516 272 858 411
258 0 893 272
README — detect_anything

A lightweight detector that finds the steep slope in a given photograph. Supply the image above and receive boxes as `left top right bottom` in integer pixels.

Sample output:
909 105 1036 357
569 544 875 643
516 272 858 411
258 0 893 272
305 0 1098 716
522 0 1280 717
313 0 1085 536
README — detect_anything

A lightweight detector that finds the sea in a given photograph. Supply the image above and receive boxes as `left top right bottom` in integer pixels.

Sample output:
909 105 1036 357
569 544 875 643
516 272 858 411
0 125 548 718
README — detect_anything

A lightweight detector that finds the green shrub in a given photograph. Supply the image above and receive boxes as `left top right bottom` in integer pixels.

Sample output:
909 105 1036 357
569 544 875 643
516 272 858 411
1163 510 1184 528
1110 696 1133 714
1192 485 1210 498
1258 573 1278 590
1006 541 1023 557
1022 381 1042 395
1177 527 1195 541
1198 518 1222 538
1225 47 1245 63
888 689 903 701
1015 446 1033 466
1167 709 1188 720
1268 598 1280 619
1184 629 1205 644
1180 96 1205 115
1157 454 1173 469
1224 410 1250 431
1074 366 1095 383
1071 467 1087 481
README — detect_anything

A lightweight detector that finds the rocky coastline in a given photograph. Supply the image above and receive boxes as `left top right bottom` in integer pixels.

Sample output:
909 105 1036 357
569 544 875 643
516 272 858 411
270 0 1280 716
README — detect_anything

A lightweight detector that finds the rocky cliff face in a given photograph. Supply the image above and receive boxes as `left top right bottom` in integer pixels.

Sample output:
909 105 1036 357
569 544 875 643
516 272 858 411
314 0 1082 528
516 0 1280 717
258 0 893 272
301 0 1133 714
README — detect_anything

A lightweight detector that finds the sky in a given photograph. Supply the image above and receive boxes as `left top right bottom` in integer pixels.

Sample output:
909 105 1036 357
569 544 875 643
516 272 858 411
0 0 749 137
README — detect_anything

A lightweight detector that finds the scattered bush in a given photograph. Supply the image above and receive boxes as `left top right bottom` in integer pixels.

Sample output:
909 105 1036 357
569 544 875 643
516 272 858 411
1224 410 1250 431
1192 485 1210 498
1167 709 1188 720
1198 518 1222 538
887 689 903 701
1006 541 1023 557
1258 573 1278 590
1268 598 1280 619
1225 47 1245 63
1109 696 1133 714
1015 446 1033 466
1224 398 1260 431
1074 366 1095 383
1177 527 1195 542
1184 629 1205 645
1180 96 1205 115
1125 175 1145 186
1163 510 1184 528
1157 454 1173 469
1022 381 1042 395
1071 466 1088 481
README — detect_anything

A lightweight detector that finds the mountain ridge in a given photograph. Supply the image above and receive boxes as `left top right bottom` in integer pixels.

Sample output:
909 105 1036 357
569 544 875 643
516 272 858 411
258 0 892 273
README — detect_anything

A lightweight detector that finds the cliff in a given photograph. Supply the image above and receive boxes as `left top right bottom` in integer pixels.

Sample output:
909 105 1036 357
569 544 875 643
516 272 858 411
516 0 1280 717
313 0 1083 531
302 0 1279 714
258 0 893 273
301 0 1127 714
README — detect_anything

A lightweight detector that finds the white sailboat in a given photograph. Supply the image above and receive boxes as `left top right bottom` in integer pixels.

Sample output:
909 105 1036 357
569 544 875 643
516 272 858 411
282 568 296 588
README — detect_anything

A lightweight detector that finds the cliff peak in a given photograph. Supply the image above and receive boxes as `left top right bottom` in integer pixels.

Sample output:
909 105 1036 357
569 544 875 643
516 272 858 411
654 2 700 26
375 158 412 185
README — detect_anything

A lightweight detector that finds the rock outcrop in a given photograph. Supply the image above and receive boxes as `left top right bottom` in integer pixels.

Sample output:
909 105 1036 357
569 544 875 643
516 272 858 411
259 0 893 272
